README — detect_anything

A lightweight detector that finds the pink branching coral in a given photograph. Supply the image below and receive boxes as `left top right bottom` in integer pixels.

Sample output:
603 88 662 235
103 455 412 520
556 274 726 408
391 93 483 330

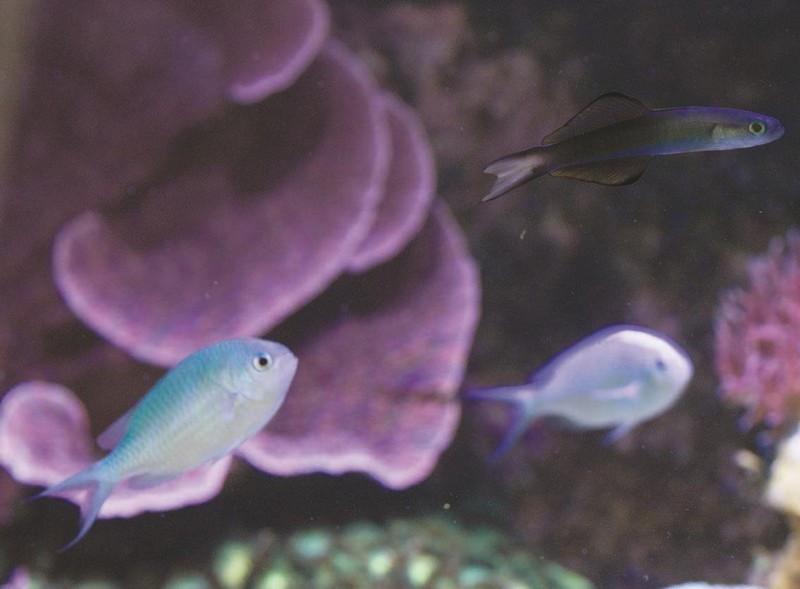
715 230 800 426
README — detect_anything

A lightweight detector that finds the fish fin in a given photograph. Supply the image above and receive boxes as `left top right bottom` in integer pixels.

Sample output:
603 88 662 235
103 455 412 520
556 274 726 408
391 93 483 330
219 390 242 421
97 408 134 450
128 472 179 490
463 385 539 462
462 384 531 404
482 147 550 201
587 382 641 402
550 156 650 185
603 422 637 444
542 92 650 145
31 463 117 551
488 408 534 463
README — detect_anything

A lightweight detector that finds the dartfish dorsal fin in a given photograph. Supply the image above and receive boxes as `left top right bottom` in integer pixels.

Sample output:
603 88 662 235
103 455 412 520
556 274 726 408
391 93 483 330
97 408 134 450
550 156 650 185
542 93 650 145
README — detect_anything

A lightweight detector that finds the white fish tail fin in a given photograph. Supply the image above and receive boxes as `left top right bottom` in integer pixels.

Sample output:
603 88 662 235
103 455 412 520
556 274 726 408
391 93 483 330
463 385 538 462
31 463 117 551
482 147 550 202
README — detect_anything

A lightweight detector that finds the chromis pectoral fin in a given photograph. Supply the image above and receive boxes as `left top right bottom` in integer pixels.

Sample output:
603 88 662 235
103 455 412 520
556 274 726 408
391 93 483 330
482 92 784 201
31 337 298 551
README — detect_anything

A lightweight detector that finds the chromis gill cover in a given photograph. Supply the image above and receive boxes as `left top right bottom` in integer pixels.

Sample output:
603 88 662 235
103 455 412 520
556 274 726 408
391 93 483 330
464 325 694 462
482 92 784 201
31 337 298 550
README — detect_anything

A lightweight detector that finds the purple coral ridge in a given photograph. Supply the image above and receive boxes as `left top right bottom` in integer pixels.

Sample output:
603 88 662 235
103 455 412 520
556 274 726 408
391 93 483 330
347 92 436 273
239 205 479 489
0 0 480 523
53 40 392 367
715 230 800 426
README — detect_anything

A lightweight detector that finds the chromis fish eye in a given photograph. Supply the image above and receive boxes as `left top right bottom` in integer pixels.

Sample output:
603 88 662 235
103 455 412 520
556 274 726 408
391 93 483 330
252 352 273 371
749 119 766 135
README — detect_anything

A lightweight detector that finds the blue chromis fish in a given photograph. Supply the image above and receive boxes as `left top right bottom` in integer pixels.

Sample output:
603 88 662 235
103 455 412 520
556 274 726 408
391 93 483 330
482 92 784 201
465 325 693 461
34 338 298 550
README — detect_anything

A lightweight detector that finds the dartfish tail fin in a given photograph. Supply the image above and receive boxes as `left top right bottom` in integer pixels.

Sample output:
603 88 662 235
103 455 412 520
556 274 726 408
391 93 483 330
31 464 117 551
482 147 550 202
463 385 537 462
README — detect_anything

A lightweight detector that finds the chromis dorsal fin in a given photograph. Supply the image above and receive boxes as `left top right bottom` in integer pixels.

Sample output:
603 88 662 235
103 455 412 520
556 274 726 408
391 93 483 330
550 156 650 185
96 407 134 450
542 92 650 145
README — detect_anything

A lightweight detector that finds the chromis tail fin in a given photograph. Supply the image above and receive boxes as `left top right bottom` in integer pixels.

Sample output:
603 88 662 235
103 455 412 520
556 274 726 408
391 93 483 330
482 147 550 202
463 385 539 462
31 463 117 551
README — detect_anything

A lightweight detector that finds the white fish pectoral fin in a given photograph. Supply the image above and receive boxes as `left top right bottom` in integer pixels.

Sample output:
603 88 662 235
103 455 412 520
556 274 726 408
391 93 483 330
97 407 135 450
589 382 641 402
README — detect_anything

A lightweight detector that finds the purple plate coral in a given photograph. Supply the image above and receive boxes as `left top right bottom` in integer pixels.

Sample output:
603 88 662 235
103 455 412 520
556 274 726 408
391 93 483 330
0 0 479 524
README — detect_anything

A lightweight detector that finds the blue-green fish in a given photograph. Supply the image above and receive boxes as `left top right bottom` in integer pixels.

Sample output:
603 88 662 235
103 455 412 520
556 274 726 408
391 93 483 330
465 325 693 460
483 92 784 201
34 338 298 550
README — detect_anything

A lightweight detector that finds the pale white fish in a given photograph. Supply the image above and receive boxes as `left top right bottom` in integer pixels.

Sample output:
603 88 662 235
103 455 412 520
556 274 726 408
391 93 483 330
33 337 298 550
465 325 693 461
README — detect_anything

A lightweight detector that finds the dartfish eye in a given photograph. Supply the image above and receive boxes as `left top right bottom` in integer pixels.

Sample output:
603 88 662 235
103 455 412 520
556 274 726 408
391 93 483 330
252 352 273 371
748 119 766 135
655 358 667 372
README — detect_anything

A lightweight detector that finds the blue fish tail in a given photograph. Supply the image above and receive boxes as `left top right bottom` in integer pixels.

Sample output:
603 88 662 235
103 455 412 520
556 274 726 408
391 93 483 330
482 147 550 202
464 385 539 462
31 462 117 551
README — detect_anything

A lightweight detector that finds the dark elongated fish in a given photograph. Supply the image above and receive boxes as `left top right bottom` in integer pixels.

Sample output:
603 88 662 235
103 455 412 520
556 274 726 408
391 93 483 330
482 92 784 201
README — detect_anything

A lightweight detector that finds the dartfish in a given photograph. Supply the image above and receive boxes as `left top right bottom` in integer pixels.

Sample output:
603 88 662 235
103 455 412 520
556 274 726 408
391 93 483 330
482 92 784 201
34 338 298 550
465 325 693 460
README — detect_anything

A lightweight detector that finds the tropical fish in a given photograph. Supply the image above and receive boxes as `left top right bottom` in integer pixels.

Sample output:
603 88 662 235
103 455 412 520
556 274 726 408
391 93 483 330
482 92 784 201
34 338 298 550
464 325 693 461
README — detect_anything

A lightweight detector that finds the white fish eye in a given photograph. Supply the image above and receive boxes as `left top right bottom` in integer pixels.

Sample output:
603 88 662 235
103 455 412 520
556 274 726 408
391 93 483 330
749 119 766 136
655 358 667 372
252 352 273 371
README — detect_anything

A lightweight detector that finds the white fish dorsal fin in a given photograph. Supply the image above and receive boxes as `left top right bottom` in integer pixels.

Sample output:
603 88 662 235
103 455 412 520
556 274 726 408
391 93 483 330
542 93 650 145
96 408 134 450
551 156 650 185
